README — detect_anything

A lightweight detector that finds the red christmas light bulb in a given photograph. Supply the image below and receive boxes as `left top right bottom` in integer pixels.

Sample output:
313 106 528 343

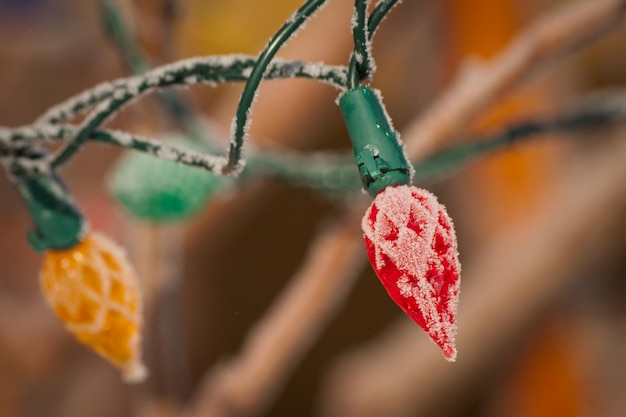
362 184 461 361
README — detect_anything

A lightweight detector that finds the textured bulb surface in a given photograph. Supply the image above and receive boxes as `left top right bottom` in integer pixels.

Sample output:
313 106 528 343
108 137 227 222
40 233 146 382
362 185 461 360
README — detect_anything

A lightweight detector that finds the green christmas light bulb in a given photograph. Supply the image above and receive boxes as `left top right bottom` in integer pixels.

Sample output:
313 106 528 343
107 136 230 221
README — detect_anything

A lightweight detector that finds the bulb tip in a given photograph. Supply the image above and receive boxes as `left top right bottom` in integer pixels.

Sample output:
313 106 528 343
443 345 457 362
122 362 148 384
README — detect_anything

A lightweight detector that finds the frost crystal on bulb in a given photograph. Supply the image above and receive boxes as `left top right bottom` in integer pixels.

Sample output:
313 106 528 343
40 233 146 382
362 185 461 360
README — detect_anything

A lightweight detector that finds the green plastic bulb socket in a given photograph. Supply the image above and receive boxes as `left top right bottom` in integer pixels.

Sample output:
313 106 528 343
13 172 87 252
339 86 411 197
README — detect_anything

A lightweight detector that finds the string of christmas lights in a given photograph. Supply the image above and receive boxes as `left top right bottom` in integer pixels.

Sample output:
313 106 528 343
0 0 624 380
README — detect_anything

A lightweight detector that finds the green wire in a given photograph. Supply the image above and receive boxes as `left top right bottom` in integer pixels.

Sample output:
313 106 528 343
244 152 361 194
2 100 620 191
100 0 149 73
348 0 370 90
414 106 618 179
99 0 218 150
60 0 345 170
47 56 345 170
347 0 402 89
51 102 116 169
226 0 329 174
368 0 402 36
49 0 151 170
50 0 394 170
39 56 347 126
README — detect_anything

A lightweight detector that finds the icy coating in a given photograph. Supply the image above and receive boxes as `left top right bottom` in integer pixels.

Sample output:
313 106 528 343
362 185 460 361
350 0 376 78
40 233 146 382
33 54 346 127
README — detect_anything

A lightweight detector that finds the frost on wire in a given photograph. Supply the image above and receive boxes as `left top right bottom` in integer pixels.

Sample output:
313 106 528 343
362 184 461 361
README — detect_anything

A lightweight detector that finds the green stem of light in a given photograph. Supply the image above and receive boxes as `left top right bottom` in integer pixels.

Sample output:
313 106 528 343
38 56 346 126
100 0 218 150
244 152 361 194
47 56 345 170
368 0 402 36
159 0 178 61
347 0 401 89
4 100 618 193
348 0 370 90
413 105 617 179
51 100 116 169
226 0 329 174
100 0 149 73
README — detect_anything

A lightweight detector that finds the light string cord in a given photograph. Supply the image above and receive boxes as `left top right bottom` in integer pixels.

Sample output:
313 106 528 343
35 57 346 127
349 0 373 89
0 56 347 175
1 0 622 194
2 0 403 177
3 92 622 194
226 0 329 174
99 0 221 151
347 0 402 89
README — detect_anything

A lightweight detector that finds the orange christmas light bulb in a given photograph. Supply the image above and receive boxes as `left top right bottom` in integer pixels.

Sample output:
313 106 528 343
40 233 146 382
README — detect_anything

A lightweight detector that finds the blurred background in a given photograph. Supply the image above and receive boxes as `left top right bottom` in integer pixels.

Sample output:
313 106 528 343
0 0 625 416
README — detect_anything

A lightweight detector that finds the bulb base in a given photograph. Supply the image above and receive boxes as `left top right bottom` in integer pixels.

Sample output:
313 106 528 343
339 86 411 197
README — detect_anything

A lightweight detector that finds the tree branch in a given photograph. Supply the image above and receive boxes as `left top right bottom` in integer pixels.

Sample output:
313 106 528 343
403 0 626 161
191 215 365 417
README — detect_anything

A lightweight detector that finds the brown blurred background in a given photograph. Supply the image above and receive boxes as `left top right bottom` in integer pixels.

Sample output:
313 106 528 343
0 0 625 416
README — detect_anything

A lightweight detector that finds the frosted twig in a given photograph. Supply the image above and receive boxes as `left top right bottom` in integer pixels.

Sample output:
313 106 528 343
128 223 190 403
318 132 626 417
403 0 626 161
191 217 366 417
